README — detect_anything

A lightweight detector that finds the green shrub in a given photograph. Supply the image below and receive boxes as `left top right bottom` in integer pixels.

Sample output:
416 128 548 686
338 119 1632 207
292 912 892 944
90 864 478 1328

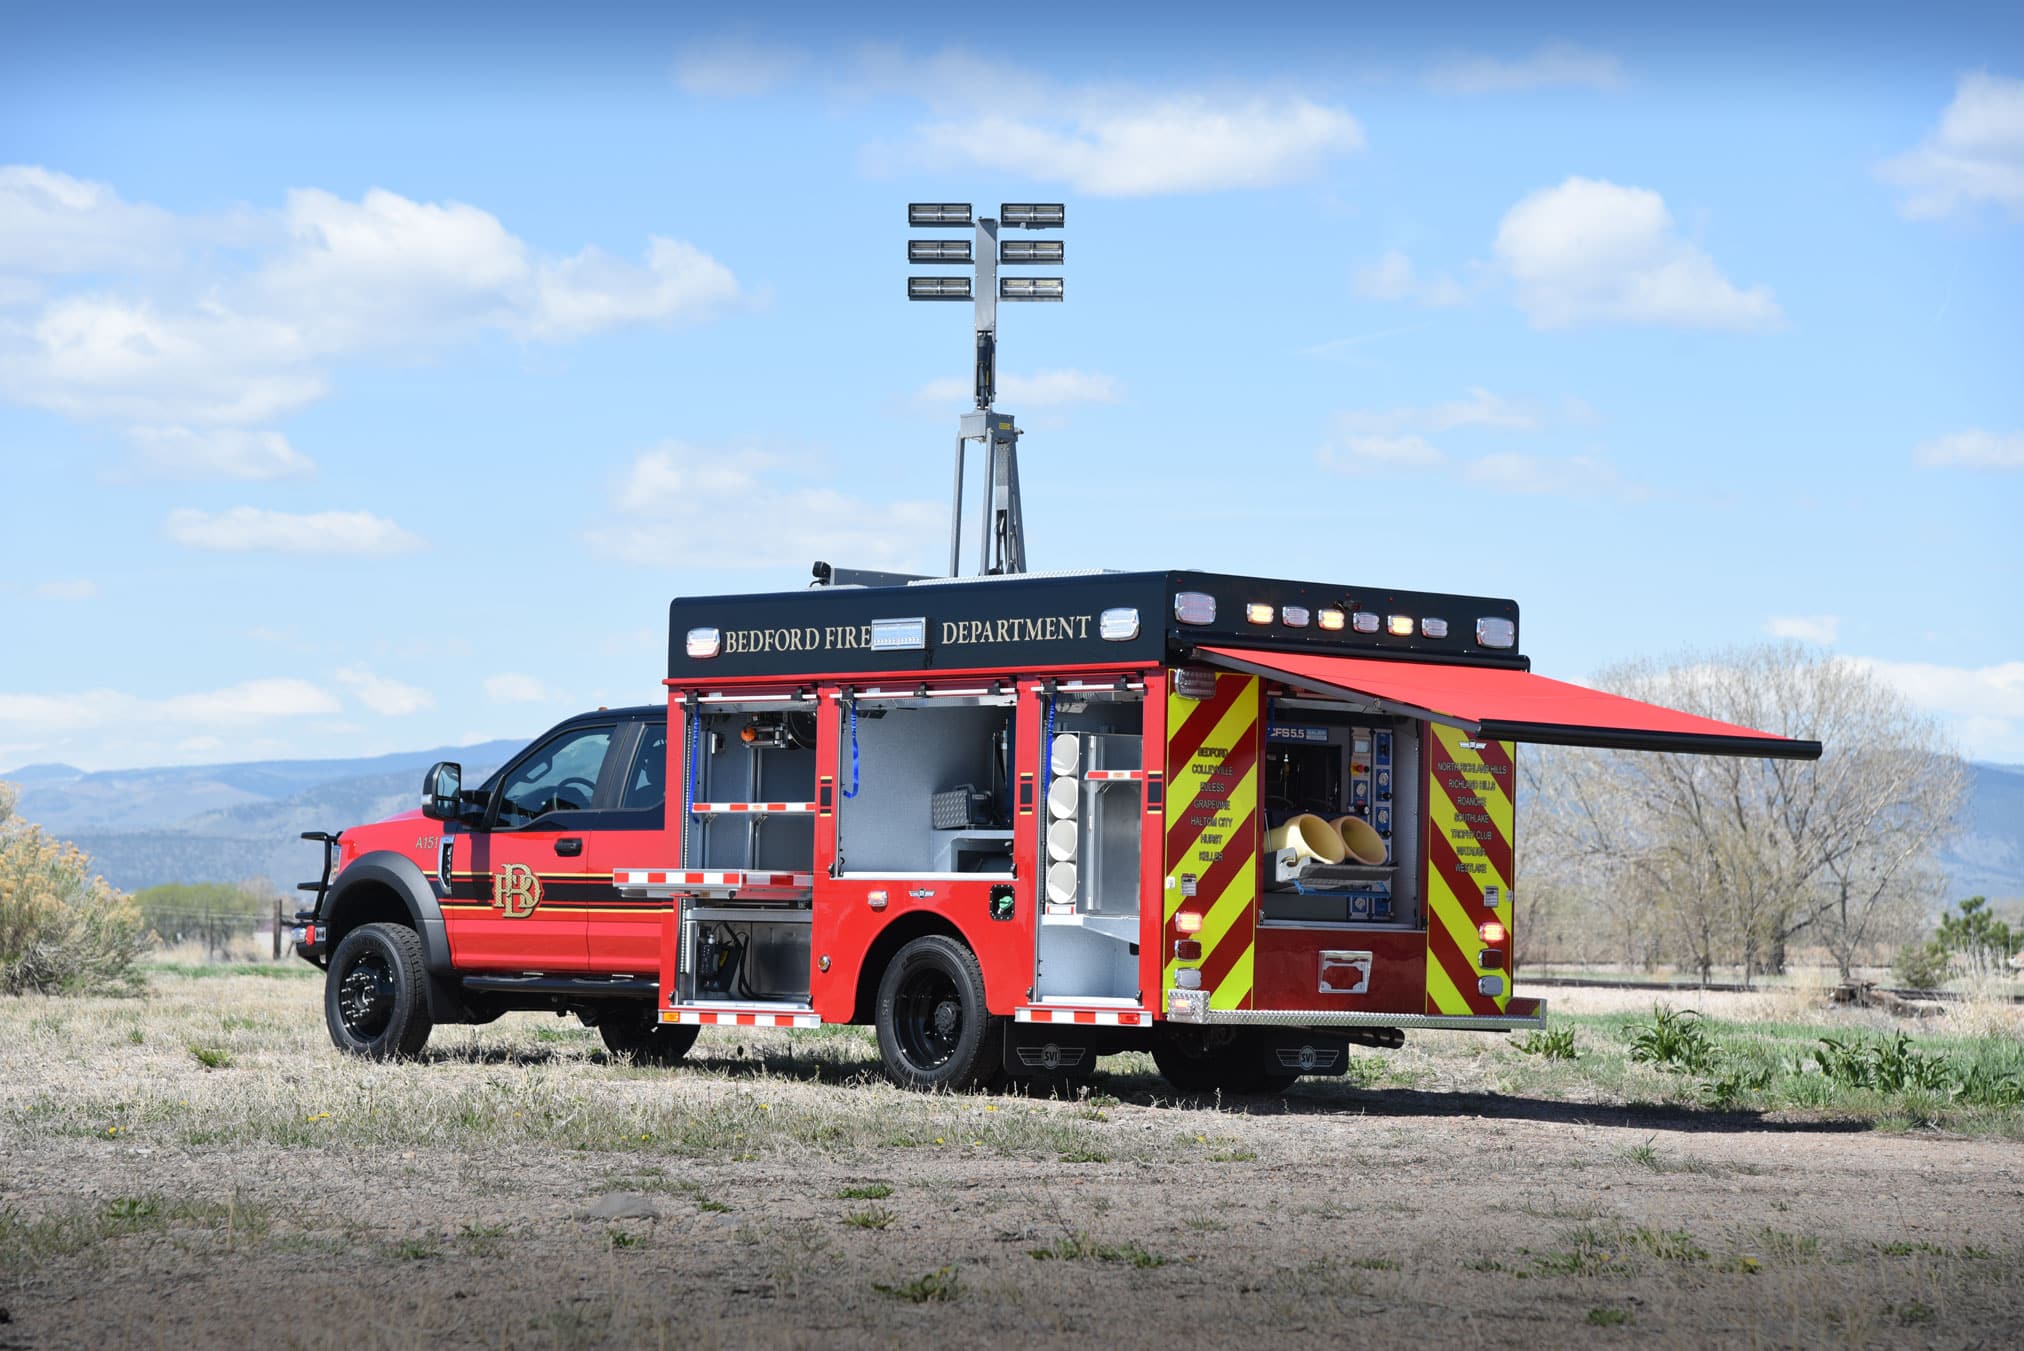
0 783 148 995
1891 941 1950 991
1516 1027 1579 1060
1627 1005 1719 1075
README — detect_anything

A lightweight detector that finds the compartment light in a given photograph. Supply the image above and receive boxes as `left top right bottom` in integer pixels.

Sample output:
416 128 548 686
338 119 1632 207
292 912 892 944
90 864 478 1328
1174 910 1204 935
907 275 972 301
907 238 972 263
1000 202 1065 228
1350 611 1381 634
1245 602 1274 625
1386 615 1415 637
685 627 722 659
1000 239 1064 264
908 202 973 227
869 616 928 650
1000 276 1063 301
1281 605 1311 628
1477 617 1516 649
1478 920 1507 944
1421 617 1449 639
1172 592 1216 625
1317 608 1345 631
1099 606 1140 641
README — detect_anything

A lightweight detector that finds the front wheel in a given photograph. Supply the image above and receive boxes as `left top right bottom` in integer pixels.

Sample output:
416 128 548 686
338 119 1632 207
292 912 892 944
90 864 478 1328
325 922 434 1059
598 1006 701 1065
874 935 1002 1090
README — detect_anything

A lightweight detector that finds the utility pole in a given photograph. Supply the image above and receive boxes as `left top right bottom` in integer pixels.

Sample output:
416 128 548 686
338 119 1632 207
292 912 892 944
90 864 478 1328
907 202 1064 576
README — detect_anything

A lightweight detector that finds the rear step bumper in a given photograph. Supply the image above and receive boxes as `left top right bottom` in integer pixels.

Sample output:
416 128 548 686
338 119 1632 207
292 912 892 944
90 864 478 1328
1165 997 1548 1032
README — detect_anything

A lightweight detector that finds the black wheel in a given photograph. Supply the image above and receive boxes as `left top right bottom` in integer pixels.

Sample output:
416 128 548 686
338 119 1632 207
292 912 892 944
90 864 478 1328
598 1005 701 1065
325 922 433 1059
1152 1031 1292 1096
874 935 1002 1090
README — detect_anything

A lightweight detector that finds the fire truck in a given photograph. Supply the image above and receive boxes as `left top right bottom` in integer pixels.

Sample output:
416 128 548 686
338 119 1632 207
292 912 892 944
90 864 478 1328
292 202 1821 1093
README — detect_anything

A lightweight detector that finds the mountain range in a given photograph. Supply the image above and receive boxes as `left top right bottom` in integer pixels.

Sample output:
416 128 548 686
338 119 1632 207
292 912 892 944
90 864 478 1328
4 747 2020 906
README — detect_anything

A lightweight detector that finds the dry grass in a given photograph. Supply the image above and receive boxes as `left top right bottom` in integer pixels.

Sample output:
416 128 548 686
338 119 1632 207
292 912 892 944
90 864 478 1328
2 972 2022 1348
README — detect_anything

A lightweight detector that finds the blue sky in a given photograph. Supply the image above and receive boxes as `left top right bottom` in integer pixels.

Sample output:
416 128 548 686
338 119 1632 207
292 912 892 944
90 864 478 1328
1 1 2020 771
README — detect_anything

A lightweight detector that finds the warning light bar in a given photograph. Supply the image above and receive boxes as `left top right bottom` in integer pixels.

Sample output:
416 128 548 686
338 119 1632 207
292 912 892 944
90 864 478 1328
1000 202 1065 229
908 238 973 264
909 202 973 227
1000 239 1064 265
908 276 972 301
1386 615 1415 637
1317 608 1345 631
1000 276 1063 302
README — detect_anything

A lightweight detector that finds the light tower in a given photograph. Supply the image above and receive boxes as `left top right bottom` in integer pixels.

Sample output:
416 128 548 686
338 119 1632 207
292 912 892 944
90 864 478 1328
907 202 1065 577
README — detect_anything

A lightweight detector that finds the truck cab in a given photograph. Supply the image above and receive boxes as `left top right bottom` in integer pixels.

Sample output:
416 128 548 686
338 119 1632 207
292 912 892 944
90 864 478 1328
294 705 694 1062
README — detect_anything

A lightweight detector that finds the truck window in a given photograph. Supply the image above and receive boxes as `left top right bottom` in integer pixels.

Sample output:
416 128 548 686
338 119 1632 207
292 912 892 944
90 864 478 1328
495 725 614 827
622 726 669 810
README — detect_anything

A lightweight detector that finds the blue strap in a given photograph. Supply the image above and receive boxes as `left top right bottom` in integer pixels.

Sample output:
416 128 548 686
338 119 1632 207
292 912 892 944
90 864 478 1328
840 702 861 799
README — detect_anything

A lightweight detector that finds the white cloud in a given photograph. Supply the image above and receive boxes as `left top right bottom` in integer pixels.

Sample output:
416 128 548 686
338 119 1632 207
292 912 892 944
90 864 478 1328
125 425 313 480
0 171 741 477
1335 387 1541 438
1879 71 2024 221
1915 428 2024 469
0 679 341 735
1426 42 1626 95
1462 451 1647 499
914 368 1121 408
335 664 434 717
0 165 182 276
907 94 1364 197
1843 656 2024 758
484 673 558 704
1320 434 1446 471
164 507 424 555
33 579 98 601
1765 615 1841 644
1351 250 1471 307
594 441 944 571
1493 177 1781 330
674 36 806 97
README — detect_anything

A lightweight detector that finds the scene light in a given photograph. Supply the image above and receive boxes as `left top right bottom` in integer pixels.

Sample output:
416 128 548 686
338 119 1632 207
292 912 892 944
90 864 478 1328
1173 592 1216 625
1386 615 1415 637
1317 608 1346 631
1477 617 1517 649
1000 239 1064 264
1000 202 1065 228
908 276 972 301
685 627 721 659
1351 611 1380 633
909 202 973 227
1000 276 1063 301
909 239 973 263
869 617 928 650
1245 603 1274 625
1281 606 1310 628
1421 617 1449 639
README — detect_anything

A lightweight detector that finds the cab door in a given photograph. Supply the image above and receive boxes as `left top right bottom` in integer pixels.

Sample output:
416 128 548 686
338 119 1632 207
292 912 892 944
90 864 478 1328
583 722 670 975
449 722 617 973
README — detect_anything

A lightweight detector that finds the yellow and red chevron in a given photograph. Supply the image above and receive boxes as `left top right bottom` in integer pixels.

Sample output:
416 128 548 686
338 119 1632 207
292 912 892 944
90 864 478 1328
1162 673 1262 1011
1424 725 1516 1015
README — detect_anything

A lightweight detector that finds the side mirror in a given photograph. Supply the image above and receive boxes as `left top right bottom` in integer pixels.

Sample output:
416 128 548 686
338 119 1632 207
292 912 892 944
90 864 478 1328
422 761 463 820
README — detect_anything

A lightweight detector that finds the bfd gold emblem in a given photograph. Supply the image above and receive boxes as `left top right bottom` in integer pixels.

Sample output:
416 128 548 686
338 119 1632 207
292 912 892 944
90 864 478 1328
492 863 543 918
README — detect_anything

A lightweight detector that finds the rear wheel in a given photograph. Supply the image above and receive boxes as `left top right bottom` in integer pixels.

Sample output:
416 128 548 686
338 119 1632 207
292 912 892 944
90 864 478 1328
1152 1031 1294 1096
598 1005 701 1066
874 935 1002 1090
325 922 433 1059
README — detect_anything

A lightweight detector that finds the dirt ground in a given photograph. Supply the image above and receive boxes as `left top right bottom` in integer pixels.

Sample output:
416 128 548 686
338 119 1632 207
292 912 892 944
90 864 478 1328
3 974 2021 1349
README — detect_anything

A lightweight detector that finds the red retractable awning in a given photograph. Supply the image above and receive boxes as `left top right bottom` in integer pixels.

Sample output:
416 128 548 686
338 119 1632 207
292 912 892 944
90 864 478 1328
1198 648 1822 760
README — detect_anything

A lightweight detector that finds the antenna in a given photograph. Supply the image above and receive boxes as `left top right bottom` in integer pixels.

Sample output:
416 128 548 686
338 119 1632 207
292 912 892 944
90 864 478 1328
907 202 1064 577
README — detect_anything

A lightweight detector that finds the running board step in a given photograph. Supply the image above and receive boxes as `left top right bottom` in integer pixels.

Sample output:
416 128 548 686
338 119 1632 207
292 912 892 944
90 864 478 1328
459 975 658 998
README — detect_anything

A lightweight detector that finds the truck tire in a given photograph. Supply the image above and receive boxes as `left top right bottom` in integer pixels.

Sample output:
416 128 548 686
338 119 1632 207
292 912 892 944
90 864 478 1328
325 922 434 1059
874 934 1003 1091
1152 1031 1295 1096
598 1006 701 1066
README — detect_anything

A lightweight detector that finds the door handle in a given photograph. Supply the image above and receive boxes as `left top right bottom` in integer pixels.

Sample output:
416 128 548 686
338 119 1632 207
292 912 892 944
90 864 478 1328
554 838 583 857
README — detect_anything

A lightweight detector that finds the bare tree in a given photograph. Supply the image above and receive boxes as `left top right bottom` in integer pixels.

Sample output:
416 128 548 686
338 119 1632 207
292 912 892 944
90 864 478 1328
1522 644 1964 985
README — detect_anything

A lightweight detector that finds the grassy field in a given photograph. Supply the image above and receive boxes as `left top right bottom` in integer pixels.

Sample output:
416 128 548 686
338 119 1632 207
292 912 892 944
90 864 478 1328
2 968 2022 1347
